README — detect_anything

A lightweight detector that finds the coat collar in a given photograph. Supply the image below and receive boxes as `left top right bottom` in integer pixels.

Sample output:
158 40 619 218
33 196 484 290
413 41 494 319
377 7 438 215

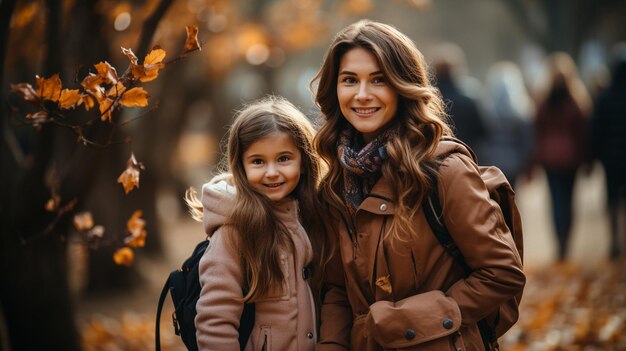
358 176 396 216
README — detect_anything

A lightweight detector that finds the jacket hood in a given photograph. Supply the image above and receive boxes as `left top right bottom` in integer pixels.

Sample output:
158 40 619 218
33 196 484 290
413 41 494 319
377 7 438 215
201 173 236 236
434 137 477 162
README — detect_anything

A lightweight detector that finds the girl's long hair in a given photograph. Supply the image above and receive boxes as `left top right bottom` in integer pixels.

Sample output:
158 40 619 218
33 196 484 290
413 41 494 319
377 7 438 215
187 96 327 302
311 20 452 242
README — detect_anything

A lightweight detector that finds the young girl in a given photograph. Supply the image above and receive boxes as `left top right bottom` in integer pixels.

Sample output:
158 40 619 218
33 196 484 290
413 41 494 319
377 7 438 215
186 96 326 351
312 20 525 351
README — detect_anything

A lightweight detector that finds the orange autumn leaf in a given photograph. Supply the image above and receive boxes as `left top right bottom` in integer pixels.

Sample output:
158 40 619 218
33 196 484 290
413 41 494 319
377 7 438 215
117 153 144 194
10 83 40 104
58 89 81 109
80 73 104 97
125 210 147 248
139 48 166 83
94 61 119 85
113 247 134 267
106 81 127 98
126 210 145 235
36 74 62 102
119 87 149 107
99 98 113 122
45 195 61 212
73 211 94 231
144 47 166 66
124 229 146 248
78 94 95 111
184 25 201 54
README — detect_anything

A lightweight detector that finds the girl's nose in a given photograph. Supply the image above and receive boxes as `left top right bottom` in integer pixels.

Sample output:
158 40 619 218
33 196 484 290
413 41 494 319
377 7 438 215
265 164 279 177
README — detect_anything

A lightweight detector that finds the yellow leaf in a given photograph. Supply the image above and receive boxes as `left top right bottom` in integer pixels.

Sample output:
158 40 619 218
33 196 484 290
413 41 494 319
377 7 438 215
117 153 144 194
10 83 39 104
99 98 113 122
59 89 81 109
124 210 147 248
73 211 94 231
81 73 104 98
119 87 149 107
36 74 62 102
184 25 201 53
113 247 134 267
106 81 127 98
143 48 166 66
94 61 119 85
79 95 95 111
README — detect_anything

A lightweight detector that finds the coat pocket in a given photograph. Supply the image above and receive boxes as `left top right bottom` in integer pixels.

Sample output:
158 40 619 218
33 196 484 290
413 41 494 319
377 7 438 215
255 326 271 351
366 290 465 351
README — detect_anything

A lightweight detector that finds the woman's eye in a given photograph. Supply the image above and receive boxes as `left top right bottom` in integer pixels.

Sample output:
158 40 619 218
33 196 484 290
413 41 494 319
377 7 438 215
278 156 290 162
341 76 357 84
372 76 386 84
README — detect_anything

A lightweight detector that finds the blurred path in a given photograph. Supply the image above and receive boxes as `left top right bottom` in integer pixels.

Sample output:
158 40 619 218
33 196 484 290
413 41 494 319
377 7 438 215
517 162 611 268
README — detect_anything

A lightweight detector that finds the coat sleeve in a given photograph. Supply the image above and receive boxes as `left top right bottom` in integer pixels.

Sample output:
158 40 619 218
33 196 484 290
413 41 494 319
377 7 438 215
317 245 352 351
195 227 244 350
438 153 525 325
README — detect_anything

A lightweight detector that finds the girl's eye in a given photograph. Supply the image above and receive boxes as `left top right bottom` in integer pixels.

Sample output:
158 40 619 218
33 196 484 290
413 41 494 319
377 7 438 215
278 155 290 162
251 159 264 165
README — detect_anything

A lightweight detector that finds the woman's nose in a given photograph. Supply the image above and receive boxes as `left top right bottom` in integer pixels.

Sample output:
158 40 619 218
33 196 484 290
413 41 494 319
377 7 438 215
355 83 372 101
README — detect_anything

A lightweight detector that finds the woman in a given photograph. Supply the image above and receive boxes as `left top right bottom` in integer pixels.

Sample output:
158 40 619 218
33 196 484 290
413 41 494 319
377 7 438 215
312 20 525 351
531 52 591 261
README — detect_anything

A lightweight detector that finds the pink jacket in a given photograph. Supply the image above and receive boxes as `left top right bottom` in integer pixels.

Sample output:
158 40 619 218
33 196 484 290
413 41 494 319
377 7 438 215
195 174 317 351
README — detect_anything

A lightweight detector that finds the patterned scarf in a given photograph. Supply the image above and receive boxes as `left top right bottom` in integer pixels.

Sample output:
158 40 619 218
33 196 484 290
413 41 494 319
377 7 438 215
337 126 397 213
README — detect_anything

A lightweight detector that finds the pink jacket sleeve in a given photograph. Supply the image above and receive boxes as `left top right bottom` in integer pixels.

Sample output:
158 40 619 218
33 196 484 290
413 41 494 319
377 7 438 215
195 227 244 350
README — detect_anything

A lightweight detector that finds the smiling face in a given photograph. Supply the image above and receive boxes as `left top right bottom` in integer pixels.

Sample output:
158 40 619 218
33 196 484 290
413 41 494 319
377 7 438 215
242 131 302 202
337 46 399 143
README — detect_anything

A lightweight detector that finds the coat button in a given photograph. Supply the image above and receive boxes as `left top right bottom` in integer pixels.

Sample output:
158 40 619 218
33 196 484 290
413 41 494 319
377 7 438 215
443 319 454 329
306 332 314 339
404 328 416 340
379 203 388 211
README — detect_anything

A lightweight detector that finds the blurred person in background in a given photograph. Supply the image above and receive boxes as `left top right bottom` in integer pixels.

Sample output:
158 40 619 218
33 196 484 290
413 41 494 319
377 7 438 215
481 61 534 190
431 43 487 158
531 52 592 261
591 44 626 259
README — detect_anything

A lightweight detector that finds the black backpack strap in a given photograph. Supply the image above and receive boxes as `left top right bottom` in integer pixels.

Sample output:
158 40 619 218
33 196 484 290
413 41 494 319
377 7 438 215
155 277 171 351
238 301 255 350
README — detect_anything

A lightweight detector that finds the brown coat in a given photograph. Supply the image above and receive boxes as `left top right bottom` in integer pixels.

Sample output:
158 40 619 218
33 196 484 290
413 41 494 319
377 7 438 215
317 141 525 351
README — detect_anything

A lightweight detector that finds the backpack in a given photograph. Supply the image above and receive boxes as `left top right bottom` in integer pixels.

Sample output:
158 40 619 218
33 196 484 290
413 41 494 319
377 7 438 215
155 239 255 351
423 138 524 351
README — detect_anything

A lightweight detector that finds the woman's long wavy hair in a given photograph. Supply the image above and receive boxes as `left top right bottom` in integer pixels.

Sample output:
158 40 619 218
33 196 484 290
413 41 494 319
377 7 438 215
187 96 327 302
312 20 452 242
